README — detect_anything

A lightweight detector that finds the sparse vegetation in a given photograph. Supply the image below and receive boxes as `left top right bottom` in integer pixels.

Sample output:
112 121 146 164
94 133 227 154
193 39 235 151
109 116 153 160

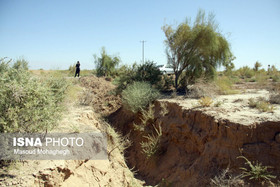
215 76 239 95
122 82 160 113
198 96 213 107
238 156 276 183
159 102 169 116
140 124 162 158
248 98 275 112
214 101 223 107
210 167 244 187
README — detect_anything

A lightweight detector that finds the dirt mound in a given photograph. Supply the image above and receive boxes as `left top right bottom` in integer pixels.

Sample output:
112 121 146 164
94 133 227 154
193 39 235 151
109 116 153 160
79 76 121 116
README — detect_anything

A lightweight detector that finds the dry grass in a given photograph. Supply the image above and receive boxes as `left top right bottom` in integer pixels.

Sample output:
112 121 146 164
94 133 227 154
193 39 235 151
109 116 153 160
159 102 169 116
210 167 244 187
198 97 214 107
140 124 162 158
248 98 275 112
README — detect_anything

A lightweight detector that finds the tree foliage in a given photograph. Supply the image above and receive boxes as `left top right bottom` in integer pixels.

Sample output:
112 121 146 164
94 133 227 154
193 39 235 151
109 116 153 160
162 10 233 90
94 47 120 77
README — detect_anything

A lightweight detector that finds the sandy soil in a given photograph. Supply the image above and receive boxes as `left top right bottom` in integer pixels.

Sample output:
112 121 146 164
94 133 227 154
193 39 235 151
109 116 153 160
161 89 280 125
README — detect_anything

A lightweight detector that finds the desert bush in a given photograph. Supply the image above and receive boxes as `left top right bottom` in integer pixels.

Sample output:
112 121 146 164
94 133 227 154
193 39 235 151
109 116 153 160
158 74 174 91
114 63 138 94
12 58 29 70
135 61 162 85
238 156 276 183
215 76 239 95
198 96 213 107
236 66 255 79
133 104 155 132
186 80 218 98
0 59 67 133
122 82 160 113
248 98 275 112
140 124 162 158
210 167 244 187
140 104 155 125
115 62 163 94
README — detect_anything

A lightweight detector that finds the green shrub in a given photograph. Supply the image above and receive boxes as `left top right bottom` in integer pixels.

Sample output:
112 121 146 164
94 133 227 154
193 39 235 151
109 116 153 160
0 59 68 133
115 61 163 94
13 58 29 70
134 61 162 85
114 63 138 94
236 66 255 79
122 82 160 113
238 156 276 182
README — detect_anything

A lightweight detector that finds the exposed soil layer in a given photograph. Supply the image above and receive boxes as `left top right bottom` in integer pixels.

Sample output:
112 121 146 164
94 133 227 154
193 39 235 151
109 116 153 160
109 101 280 186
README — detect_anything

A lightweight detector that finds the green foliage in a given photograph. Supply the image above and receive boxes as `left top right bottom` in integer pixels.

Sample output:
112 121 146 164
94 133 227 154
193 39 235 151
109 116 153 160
253 61 262 72
94 47 120 77
162 9 233 89
115 61 162 94
122 82 160 113
0 58 68 133
140 124 162 158
12 58 29 70
134 61 162 85
114 63 138 94
238 156 276 182
236 66 255 79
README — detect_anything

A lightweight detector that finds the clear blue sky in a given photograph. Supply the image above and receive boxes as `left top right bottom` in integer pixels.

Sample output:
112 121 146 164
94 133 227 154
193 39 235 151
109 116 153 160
0 0 279 70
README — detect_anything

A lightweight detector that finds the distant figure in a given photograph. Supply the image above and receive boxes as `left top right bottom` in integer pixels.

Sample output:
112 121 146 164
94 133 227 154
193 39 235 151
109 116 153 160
75 61 80 77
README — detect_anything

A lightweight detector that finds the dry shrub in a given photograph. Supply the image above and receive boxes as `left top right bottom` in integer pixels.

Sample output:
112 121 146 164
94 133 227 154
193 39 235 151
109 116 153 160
140 124 162 158
187 81 218 98
248 98 275 112
210 167 244 187
198 96 213 107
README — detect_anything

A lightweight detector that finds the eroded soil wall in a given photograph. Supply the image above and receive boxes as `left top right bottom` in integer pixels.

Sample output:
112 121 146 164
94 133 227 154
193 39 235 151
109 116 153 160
109 101 280 186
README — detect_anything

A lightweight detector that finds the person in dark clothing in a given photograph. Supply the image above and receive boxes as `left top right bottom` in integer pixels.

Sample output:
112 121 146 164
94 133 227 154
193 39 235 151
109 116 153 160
74 61 80 77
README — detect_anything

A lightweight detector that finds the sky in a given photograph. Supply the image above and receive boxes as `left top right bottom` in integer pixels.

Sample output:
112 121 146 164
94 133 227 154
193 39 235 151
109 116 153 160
0 0 279 70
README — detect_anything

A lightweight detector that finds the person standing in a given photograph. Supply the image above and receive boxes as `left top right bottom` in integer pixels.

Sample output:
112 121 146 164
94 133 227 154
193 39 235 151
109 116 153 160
75 61 80 77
